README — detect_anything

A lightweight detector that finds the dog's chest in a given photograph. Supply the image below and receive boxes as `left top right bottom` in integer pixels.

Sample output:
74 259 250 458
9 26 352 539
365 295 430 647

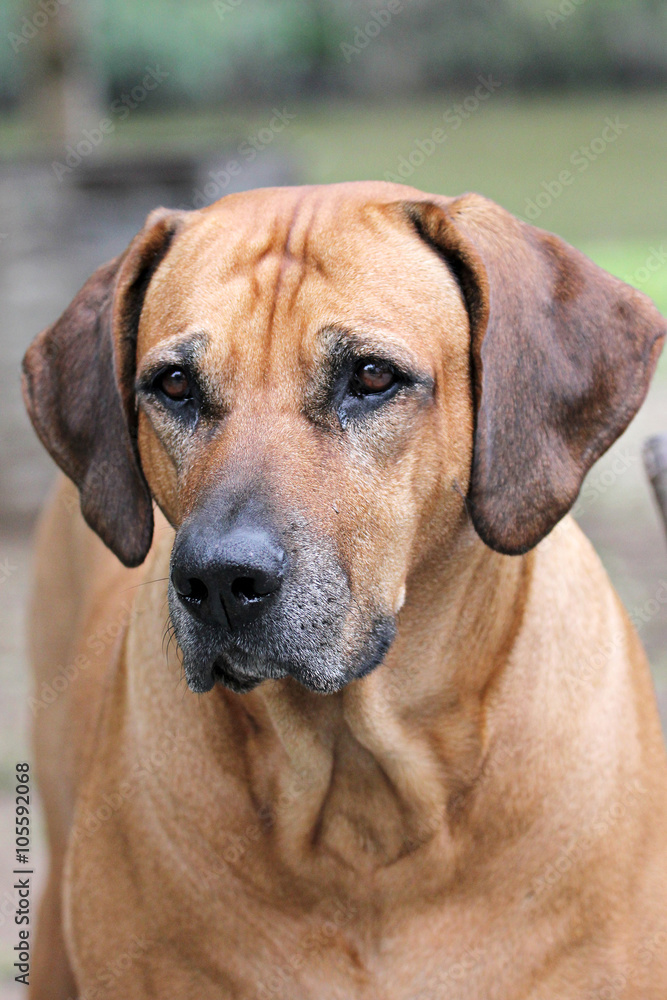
64 774 592 1000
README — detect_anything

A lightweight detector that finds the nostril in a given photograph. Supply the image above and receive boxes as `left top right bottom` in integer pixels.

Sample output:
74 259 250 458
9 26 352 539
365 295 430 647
231 577 266 603
187 578 209 603
176 577 208 604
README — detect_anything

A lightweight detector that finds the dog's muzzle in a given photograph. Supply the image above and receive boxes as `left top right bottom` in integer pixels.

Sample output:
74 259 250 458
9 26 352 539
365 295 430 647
167 509 396 696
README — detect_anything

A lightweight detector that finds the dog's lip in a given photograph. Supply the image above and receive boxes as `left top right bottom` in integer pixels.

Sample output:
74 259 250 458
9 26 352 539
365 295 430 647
211 652 264 693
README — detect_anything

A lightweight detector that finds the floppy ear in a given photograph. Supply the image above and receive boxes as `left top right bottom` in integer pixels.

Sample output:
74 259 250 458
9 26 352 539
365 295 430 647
405 193 666 555
22 207 188 567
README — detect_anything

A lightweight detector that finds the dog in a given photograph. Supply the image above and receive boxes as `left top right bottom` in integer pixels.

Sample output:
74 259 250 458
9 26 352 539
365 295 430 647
22 182 667 998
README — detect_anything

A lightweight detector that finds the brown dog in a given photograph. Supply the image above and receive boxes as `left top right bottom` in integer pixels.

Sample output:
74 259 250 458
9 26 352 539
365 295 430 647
22 182 667 998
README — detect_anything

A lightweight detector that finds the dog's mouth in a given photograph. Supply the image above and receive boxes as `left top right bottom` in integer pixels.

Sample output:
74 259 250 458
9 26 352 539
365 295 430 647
210 652 279 694
211 659 260 694
197 641 290 695
201 615 395 696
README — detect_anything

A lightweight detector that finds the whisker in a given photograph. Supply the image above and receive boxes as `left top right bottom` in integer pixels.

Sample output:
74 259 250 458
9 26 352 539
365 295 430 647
162 614 179 659
452 478 474 526
122 577 169 594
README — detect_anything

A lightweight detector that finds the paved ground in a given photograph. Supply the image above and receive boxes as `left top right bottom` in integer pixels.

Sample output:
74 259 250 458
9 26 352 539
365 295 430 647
0 162 666 995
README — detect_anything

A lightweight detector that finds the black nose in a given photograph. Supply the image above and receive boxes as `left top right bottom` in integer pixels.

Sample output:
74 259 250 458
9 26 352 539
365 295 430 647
171 525 286 629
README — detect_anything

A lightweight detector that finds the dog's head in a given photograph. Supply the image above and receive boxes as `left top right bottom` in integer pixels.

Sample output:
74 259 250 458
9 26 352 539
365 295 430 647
22 183 665 694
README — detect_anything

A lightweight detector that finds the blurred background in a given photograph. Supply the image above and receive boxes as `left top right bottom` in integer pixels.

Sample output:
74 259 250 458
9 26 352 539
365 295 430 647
1 0 667 992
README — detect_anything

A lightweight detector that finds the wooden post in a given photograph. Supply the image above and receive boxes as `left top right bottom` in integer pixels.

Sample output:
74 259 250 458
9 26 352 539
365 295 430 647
25 0 105 151
643 434 667 537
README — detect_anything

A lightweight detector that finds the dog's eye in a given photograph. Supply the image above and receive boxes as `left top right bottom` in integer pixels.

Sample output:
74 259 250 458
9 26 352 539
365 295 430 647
352 361 396 396
157 367 192 402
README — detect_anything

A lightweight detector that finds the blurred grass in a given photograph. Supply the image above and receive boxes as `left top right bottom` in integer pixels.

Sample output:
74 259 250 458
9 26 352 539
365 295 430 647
583 241 667 302
290 94 667 238
1 92 665 233
289 94 667 346
1 93 665 215
1 90 664 341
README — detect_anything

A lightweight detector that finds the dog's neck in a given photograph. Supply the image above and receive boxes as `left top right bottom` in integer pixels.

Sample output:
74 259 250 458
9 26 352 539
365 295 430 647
213 528 533 875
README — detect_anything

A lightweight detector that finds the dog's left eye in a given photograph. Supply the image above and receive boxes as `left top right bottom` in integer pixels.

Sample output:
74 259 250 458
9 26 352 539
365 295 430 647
156 367 192 402
351 361 397 396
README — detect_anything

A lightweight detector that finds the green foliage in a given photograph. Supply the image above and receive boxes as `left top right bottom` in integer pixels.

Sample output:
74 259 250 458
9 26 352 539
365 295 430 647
2 0 667 106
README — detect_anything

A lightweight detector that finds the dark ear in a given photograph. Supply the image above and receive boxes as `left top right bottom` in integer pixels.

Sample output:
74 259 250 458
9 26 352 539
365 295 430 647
22 207 188 567
405 193 666 555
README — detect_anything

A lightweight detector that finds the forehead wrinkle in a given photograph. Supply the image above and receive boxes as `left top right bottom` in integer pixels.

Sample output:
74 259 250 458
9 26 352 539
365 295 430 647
261 190 332 365
261 192 306 355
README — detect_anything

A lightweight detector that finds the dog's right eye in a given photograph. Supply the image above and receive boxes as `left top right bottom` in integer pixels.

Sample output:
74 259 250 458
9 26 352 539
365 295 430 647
352 361 397 396
155 367 192 402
